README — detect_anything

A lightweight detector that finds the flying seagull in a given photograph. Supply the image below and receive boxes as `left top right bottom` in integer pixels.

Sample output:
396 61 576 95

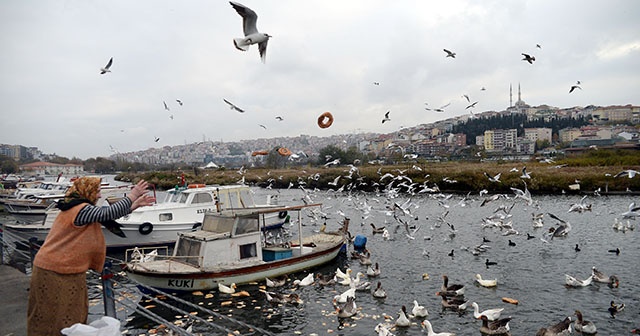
443 49 456 58
154 137 160 142
427 102 451 113
466 101 479 109
382 111 391 123
373 82 380 86
275 116 284 121
223 98 245 113
176 99 183 106
462 94 470 103
163 101 170 111
229 1 271 63
536 44 542 49
569 85 582 93
521 53 535 64
100 57 113 74
259 124 267 129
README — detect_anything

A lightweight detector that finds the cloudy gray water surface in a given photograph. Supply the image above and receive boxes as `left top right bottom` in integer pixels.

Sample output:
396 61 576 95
119 188 640 335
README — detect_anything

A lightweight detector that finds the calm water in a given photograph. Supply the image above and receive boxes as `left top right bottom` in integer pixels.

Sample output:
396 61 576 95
3 186 639 335
121 188 640 335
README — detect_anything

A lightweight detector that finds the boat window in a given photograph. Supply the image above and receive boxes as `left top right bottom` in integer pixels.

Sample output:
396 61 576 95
192 193 213 204
238 189 256 207
217 192 230 210
202 216 234 234
178 193 188 204
235 217 259 235
239 243 257 259
175 239 201 266
159 213 172 221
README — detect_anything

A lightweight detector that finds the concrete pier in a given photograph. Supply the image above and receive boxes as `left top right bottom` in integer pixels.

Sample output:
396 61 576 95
0 265 29 336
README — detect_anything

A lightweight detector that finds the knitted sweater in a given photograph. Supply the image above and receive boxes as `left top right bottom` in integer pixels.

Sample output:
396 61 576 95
34 203 107 273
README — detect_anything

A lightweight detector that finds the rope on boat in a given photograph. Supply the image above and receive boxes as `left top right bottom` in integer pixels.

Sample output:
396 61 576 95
115 272 276 336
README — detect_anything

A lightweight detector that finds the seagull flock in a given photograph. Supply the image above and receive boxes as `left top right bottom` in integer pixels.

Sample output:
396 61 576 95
98 1 590 151
235 162 638 335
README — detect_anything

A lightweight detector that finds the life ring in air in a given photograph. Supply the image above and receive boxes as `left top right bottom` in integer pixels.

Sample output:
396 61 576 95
317 112 334 129
251 150 269 156
277 147 292 156
138 222 153 235
278 211 288 219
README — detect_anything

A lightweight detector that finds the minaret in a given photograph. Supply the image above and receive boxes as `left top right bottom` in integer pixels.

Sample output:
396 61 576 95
509 84 513 107
518 83 522 102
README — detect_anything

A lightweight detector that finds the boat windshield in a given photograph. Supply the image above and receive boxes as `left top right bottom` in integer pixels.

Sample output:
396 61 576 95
202 215 235 234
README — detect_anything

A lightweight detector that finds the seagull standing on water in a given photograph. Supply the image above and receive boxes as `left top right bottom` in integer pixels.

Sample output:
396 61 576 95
229 1 271 63
100 57 113 74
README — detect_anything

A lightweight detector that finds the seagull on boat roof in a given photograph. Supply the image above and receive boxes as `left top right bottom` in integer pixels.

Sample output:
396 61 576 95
100 57 113 74
223 98 245 113
229 1 271 63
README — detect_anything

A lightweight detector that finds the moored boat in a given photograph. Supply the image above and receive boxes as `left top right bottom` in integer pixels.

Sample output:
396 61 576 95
123 204 346 291
3 184 282 250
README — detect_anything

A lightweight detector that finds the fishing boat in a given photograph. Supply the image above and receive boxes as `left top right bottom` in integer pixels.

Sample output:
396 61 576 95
123 204 347 291
2 184 282 250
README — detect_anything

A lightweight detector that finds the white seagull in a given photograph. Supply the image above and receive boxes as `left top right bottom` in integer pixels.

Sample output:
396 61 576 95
614 169 638 178
100 57 113 74
229 1 271 63
223 98 245 113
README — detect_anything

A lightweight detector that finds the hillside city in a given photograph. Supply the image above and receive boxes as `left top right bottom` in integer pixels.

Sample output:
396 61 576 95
2 93 639 174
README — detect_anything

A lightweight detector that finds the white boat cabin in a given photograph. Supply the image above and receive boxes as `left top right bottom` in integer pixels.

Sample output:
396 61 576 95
170 206 310 270
118 185 276 227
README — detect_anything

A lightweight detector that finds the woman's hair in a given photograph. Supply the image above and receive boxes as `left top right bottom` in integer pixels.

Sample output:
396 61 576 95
65 176 102 205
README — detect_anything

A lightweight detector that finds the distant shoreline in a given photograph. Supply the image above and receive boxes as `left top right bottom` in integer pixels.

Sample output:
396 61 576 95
114 161 640 195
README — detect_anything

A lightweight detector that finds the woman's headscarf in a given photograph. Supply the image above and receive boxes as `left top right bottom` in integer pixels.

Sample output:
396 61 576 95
58 176 102 209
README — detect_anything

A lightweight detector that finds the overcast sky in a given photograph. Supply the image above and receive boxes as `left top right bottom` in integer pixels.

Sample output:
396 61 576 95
1 0 638 159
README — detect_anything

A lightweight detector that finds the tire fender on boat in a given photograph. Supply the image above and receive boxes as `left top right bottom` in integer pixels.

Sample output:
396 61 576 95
277 147 292 156
139 222 153 235
278 211 288 219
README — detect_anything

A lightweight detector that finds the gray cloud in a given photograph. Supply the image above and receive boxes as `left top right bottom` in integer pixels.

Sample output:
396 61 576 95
1 0 638 159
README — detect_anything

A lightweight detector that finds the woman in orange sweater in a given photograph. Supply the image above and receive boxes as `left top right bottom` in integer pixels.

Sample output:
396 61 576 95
27 176 155 335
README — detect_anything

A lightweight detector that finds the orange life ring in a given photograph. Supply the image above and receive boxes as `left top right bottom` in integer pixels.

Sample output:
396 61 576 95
501 297 519 305
187 184 206 188
277 147 292 156
251 150 269 156
317 112 334 129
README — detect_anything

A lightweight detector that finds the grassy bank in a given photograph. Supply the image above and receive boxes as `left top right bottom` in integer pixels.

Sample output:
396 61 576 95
115 160 640 195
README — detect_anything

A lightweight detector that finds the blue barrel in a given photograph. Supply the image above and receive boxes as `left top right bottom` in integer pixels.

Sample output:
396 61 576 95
353 235 367 252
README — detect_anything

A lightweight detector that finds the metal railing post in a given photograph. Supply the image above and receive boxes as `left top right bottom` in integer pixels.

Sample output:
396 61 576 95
101 261 116 318
0 227 4 265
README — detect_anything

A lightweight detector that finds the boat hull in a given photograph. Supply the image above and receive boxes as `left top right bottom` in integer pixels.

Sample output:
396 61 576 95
125 238 345 291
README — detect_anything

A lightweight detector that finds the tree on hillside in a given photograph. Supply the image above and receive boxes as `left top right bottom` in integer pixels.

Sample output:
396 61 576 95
0 155 19 174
